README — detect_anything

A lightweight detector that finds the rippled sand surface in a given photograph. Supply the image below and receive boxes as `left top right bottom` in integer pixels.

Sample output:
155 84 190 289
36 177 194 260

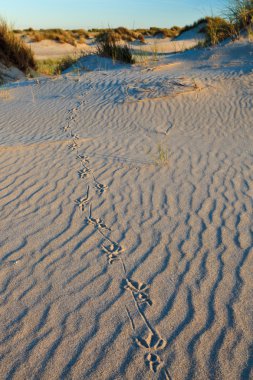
0 39 252 380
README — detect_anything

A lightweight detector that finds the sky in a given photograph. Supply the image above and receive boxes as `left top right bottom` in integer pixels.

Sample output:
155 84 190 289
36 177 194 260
1 0 227 29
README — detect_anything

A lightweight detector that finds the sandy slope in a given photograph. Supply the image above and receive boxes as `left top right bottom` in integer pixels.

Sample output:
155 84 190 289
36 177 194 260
0 39 253 380
29 39 95 60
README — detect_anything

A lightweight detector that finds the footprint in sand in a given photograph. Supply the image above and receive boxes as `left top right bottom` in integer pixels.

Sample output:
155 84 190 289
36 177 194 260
78 167 91 179
70 132 80 140
85 205 111 231
145 353 162 373
75 186 90 211
102 241 124 264
62 124 71 132
124 278 152 306
135 332 166 351
68 141 79 151
95 181 108 194
76 154 90 165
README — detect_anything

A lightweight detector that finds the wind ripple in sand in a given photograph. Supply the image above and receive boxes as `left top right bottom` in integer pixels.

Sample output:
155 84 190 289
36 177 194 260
0 44 253 379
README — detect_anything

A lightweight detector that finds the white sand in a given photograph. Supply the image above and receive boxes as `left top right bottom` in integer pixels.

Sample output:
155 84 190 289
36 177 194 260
0 38 253 380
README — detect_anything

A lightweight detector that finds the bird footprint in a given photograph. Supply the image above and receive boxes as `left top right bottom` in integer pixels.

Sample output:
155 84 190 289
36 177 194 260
124 278 152 306
85 205 111 231
76 154 90 165
95 181 108 194
71 132 80 140
68 141 79 151
135 332 166 351
75 186 90 211
78 167 91 179
102 241 124 264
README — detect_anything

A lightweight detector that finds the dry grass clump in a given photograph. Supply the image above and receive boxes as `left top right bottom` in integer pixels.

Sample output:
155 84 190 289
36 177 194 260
135 26 180 38
200 1 253 46
177 18 208 36
0 19 36 72
32 29 77 45
96 31 135 64
15 28 90 46
114 27 140 41
227 0 253 32
205 17 237 45
155 144 169 166
94 27 145 43
151 27 179 38
36 55 78 75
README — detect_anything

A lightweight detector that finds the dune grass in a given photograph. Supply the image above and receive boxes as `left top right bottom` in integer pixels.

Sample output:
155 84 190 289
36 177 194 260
0 19 36 72
15 28 90 46
204 1 252 45
177 18 208 37
205 17 237 45
36 55 79 75
96 31 135 64
226 0 253 29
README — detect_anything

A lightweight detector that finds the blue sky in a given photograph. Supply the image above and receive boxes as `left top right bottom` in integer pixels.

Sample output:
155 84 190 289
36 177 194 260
1 0 227 29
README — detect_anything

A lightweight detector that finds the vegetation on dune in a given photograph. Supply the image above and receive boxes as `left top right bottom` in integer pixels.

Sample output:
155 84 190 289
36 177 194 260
226 0 253 35
227 0 253 26
202 1 253 45
92 27 145 43
0 19 36 72
90 26 181 40
36 55 79 75
96 31 135 64
177 18 208 36
182 1 252 48
2 0 252 78
204 17 237 45
14 28 90 46
151 27 180 38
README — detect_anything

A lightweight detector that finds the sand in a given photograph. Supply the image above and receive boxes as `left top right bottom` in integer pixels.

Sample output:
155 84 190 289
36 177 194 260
0 37 253 380
29 39 95 60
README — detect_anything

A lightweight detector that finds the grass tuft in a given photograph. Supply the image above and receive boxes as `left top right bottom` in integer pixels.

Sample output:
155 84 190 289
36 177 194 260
155 144 169 166
0 18 36 73
36 56 78 75
226 0 253 30
205 17 237 45
96 31 135 64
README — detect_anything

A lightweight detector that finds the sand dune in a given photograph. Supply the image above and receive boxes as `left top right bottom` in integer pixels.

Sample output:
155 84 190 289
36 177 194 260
0 38 253 380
